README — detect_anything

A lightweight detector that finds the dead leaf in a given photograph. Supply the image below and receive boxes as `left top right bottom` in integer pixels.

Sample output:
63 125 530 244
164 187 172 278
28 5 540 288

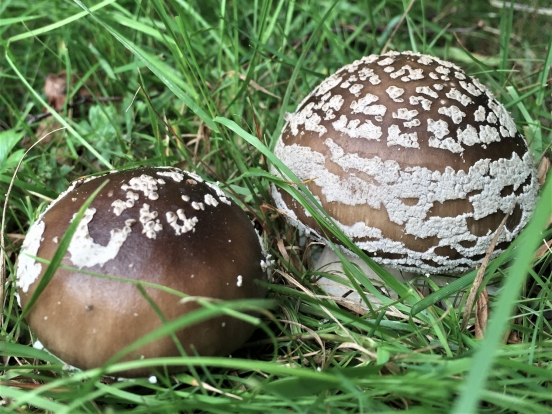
31 71 91 146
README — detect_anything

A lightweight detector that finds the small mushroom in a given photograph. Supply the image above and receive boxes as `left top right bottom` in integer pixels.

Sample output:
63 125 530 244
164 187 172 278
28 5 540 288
270 51 539 301
16 166 267 377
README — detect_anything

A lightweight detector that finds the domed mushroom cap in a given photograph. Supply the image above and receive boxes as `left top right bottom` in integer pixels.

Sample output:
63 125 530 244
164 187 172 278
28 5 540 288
271 51 539 274
17 166 267 377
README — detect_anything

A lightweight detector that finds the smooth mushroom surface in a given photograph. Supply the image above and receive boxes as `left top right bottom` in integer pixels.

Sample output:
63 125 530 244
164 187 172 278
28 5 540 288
271 51 539 275
17 166 268 377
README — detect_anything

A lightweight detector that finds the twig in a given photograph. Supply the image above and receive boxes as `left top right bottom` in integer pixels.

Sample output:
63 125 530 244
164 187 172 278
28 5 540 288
25 95 124 125
489 0 552 16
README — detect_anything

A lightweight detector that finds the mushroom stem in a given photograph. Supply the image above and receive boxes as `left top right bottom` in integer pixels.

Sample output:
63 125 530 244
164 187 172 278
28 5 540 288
313 245 500 310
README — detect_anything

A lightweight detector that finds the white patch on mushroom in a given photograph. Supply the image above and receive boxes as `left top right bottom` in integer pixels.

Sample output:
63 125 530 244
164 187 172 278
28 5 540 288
67 208 132 269
385 86 405 102
236 275 243 287
457 124 480 146
487 98 517 138
166 210 198 235
218 196 232 205
391 65 424 81
446 88 473 106
438 105 466 124
324 95 344 112
387 125 420 148
181 195 190 202
350 93 378 112
459 80 483 96
332 115 382 141
377 57 395 66
204 181 233 206
415 86 439 99
428 137 464 153
427 118 463 153
184 171 205 183
474 106 486 122
368 74 381 85
402 71 423 82
349 84 364 96
479 125 501 144
454 71 466 80
362 54 380 64
315 74 343 96
288 102 327 136
392 108 418 120
365 105 387 117
384 66 395 73
52 236 59 244
427 118 450 139
433 84 444 91
404 119 421 128
417 55 434 65
139 204 162 239
191 201 205 210
204 194 219 207
409 96 432 111
122 175 160 201
16 220 45 293
261 257 275 273
357 67 374 81
487 112 498 124
273 137 539 273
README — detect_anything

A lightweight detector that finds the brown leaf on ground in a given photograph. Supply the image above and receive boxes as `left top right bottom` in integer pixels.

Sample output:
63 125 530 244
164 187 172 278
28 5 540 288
44 70 90 111
31 71 91 146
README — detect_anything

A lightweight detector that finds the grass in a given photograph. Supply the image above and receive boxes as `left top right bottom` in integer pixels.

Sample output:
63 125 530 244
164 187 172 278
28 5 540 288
1 0 552 412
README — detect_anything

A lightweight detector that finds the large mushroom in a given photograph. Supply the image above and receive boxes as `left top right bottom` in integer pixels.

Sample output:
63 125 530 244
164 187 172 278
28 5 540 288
16 166 268 377
270 51 539 303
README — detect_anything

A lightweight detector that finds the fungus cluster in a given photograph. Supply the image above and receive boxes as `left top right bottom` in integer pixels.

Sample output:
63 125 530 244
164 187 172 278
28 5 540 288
271 51 539 277
17 166 268 377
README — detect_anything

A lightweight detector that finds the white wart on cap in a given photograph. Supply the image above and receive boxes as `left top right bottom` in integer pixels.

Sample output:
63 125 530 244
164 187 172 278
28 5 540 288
16 166 267 377
271 51 539 274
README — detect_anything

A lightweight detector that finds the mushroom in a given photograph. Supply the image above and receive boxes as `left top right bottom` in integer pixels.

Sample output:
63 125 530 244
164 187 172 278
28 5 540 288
270 51 539 304
16 166 268 377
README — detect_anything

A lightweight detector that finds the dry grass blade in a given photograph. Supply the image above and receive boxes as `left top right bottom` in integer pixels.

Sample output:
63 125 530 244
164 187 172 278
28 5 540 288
461 212 510 331
474 287 489 339
0 128 66 327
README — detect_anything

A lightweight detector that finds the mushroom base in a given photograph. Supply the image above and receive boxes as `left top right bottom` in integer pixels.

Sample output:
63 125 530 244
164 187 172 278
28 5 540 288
313 246 500 313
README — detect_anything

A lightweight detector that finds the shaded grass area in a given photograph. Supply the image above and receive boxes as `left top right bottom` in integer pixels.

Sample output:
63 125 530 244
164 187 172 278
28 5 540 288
1 0 552 412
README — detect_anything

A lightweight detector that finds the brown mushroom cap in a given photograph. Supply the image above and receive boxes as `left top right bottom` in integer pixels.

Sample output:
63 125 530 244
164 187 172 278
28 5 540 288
17 166 267 377
271 51 539 274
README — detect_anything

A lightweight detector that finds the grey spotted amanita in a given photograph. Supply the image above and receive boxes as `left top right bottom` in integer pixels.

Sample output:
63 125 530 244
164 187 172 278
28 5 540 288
271 51 539 275
16 166 268 377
